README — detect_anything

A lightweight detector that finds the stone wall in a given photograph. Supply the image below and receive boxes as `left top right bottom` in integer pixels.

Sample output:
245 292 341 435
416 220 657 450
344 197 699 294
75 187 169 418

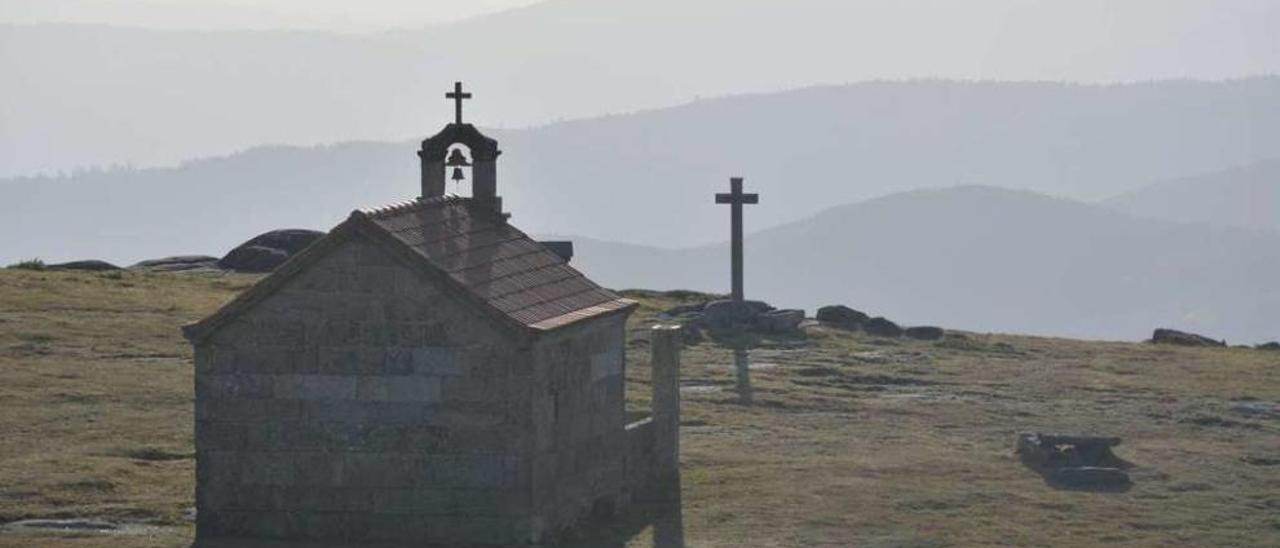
622 326 682 502
193 234 535 546
623 418 656 496
528 314 628 537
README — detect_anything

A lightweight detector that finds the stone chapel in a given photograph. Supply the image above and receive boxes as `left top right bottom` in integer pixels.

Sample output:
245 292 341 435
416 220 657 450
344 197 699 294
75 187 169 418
183 84 679 547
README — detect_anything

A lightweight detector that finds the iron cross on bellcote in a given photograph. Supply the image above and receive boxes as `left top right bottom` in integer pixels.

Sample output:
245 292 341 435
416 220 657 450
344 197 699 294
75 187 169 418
446 81 472 124
715 177 759 303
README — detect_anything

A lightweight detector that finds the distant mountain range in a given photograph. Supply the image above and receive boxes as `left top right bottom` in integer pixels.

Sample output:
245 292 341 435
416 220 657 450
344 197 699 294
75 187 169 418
4 78 1278 342
5 0 1280 176
565 186 1280 344
4 79 1280 264
1105 158 1280 234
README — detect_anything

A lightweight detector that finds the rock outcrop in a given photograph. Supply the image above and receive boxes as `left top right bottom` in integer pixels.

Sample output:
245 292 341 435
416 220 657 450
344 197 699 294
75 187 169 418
755 309 805 333
863 317 903 338
130 255 220 272
1151 328 1225 347
816 305 868 328
661 302 708 318
47 260 121 271
1016 432 1131 490
701 299 776 329
668 299 806 335
905 326 945 341
218 229 324 273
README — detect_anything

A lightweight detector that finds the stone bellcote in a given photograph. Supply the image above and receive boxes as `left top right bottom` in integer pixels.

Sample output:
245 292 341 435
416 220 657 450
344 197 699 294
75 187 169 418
418 82 505 217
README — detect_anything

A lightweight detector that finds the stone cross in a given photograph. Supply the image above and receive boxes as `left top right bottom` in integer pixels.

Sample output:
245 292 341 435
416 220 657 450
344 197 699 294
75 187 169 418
715 177 759 302
446 81 472 124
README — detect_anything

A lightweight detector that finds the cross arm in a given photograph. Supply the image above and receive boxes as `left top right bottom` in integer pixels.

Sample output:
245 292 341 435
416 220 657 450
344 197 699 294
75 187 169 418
715 193 760 204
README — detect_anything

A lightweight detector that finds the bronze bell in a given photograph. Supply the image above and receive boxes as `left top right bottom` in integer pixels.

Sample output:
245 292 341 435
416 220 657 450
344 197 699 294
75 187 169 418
451 167 466 183
446 148 471 167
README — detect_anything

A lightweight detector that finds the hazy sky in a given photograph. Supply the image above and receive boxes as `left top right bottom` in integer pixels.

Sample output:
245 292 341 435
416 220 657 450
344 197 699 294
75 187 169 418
0 0 542 31
2 0 1277 177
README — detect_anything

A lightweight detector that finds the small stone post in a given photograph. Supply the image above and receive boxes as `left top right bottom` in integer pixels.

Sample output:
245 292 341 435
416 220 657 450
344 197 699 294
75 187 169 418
733 344 753 405
651 325 683 478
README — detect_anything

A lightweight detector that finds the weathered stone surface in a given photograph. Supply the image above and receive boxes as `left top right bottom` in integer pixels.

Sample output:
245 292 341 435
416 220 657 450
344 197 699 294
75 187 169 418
192 238 539 545
219 246 288 273
46 259 121 271
520 315 635 538
1016 431 1125 471
755 309 804 332
650 326 682 485
816 305 868 328
1230 401 1279 419
661 302 707 318
1032 433 1122 447
679 321 703 345
217 229 324 273
701 299 774 328
863 317 903 337
190 217 654 547
4 519 119 531
1151 328 1225 347
131 255 220 272
905 326 945 341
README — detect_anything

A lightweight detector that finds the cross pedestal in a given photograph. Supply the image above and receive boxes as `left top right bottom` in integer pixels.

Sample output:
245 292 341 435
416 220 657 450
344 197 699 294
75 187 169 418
715 177 759 303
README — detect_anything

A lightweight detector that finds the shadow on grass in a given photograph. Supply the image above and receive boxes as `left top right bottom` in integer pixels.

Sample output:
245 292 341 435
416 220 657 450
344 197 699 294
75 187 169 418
702 326 812 407
565 475 685 548
1018 441 1135 494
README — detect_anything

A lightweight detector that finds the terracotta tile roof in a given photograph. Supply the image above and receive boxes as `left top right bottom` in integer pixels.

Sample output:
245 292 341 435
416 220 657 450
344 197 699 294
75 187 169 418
358 196 635 330
183 196 635 344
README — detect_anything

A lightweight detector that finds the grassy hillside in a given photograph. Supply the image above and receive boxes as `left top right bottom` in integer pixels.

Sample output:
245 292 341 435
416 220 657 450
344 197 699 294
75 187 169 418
0 270 1278 547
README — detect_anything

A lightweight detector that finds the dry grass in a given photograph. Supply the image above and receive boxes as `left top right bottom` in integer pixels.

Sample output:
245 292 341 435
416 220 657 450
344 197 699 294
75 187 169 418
0 270 251 547
1 271 1278 547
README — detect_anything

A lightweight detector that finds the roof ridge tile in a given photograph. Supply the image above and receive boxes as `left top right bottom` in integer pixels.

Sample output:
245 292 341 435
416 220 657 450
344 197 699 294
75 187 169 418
359 195 467 218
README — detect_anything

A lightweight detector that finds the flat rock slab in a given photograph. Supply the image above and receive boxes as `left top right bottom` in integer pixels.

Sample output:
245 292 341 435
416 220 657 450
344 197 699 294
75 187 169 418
4 519 119 531
1230 401 1280 419
680 383 720 394
130 255 221 272
1017 432 1126 471
1034 433 1122 447
47 260 121 271
1151 328 1225 347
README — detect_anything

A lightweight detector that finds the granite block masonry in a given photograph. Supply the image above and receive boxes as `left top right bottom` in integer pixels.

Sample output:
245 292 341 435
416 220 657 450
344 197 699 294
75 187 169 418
184 84 682 547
